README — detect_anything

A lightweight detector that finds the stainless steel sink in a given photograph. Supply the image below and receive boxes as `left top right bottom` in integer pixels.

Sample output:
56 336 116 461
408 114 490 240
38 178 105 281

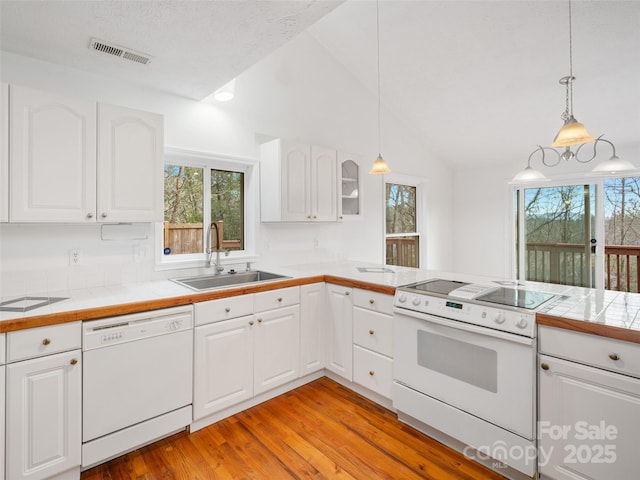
171 270 290 291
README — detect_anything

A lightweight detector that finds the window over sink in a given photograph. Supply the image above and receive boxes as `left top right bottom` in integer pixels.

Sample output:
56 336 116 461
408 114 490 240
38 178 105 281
157 148 256 267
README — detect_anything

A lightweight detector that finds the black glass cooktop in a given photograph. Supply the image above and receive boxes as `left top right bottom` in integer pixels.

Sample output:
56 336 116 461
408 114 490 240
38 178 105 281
407 279 468 295
476 288 555 310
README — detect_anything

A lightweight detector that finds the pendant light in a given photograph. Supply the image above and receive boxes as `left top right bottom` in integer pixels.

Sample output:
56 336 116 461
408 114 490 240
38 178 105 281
369 0 390 174
511 0 635 183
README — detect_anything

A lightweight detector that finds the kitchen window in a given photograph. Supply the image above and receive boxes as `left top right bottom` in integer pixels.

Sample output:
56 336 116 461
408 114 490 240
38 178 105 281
385 178 422 268
158 148 256 267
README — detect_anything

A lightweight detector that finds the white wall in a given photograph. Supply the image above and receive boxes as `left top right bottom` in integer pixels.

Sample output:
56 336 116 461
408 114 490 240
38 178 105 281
0 31 454 296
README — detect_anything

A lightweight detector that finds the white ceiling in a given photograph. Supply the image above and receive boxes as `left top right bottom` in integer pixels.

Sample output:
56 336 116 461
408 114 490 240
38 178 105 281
1 0 639 169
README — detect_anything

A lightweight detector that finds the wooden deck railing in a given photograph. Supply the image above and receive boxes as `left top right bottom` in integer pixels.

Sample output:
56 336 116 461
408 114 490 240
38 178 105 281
386 236 419 268
525 242 640 293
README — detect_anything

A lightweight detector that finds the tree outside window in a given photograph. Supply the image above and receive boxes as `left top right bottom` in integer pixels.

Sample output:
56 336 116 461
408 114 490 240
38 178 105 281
385 182 419 267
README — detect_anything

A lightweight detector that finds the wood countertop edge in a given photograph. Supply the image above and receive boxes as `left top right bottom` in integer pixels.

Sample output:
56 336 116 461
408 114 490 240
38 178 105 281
0 274 394 333
536 313 640 344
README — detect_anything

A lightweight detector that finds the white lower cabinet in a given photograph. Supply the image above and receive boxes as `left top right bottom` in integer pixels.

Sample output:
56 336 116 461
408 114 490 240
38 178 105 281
538 326 640 480
193 287 301 421
1 333 5 480
194 315 254 419
5 323 82 480
6 350 82 480
325 284 353 380
352 289 394 398
300 282 326 375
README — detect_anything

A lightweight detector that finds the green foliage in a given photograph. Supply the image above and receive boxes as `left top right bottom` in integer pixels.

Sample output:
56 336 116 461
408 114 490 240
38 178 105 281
211 170 244 248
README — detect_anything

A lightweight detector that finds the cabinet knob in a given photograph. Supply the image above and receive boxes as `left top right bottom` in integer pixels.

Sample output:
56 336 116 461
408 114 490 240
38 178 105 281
312 215 317 219
369 370 375 376
277 297 283 302
540 363 550 371
257 318 263 323
225 307 231 313
249 320 254 326
70 358 78 366
345 291 350 296
609 353 620 361
86 212 94 219
101 212 108 218
369 299 375 304
369 329 375 335
307 215 312 219
42 338 51 346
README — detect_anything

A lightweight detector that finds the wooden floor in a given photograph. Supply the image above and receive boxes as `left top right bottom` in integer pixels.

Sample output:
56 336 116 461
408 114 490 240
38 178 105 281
81 377 505 480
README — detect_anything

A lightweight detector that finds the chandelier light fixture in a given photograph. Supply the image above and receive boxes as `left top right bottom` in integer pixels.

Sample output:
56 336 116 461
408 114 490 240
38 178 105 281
369 0 391 174
512 0 635 182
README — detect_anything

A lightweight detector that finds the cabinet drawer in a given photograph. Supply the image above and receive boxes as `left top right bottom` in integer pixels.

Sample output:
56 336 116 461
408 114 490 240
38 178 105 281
353 308 393 357
7 322 81 362
353 289 393 315
353 345 393 399
539 325 640 378
195 294 253 326
254 286 300 312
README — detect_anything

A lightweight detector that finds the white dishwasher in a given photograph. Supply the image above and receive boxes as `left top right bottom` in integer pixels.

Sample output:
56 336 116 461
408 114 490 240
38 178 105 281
82 305 193 469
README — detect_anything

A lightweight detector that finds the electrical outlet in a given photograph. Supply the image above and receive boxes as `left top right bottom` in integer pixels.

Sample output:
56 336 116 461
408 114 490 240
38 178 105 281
69 249 82 266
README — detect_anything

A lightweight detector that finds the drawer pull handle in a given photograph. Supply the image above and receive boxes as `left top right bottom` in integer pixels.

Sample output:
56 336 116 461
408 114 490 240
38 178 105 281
609 353 620 361
70 358 78 366
369 329 375 335
42 338 51 346
249 320 254 326
257 318 263 323
225 307 231 313
369 299 375 304
540 363 550 371
277 297 283 302
369 370 375 376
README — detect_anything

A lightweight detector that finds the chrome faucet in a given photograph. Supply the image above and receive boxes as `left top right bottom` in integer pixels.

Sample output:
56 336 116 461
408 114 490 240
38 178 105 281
205 221 228 274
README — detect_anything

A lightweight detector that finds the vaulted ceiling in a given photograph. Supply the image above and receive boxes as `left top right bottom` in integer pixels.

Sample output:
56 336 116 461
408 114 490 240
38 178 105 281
2 0 638 169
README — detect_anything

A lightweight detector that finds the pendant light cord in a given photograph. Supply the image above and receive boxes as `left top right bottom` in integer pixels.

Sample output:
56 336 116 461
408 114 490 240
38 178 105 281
376 0 381 156
568 0 574 116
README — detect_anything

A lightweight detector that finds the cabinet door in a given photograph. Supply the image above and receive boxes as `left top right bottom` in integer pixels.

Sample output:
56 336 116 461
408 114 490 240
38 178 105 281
1 83 8 223
325 284 353 380
311 145 337 221
6 350 81 480
281 140 311 221
254 305 300 395
300 283 326 375
194 315 254 419
97 103 163 222
0 365 5 480
10 85 97 222
538 354 640 480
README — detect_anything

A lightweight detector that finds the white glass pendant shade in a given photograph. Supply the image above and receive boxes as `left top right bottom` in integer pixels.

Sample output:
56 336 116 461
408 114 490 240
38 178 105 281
552 116 595 147
369 154 391 174
511 165 549 183
591 154 637 175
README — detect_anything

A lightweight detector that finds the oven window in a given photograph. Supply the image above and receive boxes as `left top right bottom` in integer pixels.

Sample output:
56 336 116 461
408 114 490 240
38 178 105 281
417 331 497 392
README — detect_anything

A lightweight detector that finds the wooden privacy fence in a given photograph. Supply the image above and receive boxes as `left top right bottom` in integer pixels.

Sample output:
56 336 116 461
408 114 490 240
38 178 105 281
163 222 241 255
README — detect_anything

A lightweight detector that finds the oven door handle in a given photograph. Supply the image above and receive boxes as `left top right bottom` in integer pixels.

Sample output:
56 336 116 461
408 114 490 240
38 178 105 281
393 308 535 346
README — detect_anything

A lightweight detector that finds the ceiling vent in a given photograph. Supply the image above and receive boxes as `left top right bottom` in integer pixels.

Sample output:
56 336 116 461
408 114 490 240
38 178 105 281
89 38 152 65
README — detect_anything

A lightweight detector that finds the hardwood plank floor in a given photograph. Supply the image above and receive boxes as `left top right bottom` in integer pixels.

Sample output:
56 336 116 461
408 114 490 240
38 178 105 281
81 377 505 480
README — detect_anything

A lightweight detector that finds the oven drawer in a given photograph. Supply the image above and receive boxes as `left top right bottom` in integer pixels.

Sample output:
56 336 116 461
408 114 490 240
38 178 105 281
254 286 300 312
7 322 81 362
539 325 640 378
353 345 393 399
354 289 393 315
195 294 254 326
353 308 393 357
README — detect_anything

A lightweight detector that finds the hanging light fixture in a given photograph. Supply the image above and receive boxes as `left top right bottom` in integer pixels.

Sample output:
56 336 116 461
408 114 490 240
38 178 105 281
369 0 390 174
512 0 635 182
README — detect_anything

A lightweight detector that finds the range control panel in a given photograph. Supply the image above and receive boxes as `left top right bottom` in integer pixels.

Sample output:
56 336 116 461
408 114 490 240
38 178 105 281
394 291 536 338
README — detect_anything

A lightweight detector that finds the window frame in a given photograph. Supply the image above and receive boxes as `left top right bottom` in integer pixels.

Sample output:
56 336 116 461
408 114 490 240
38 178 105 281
383 173 426 269
156 147 258 270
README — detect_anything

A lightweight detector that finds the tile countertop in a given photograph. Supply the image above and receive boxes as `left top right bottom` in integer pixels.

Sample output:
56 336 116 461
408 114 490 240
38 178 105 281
2 261 640 344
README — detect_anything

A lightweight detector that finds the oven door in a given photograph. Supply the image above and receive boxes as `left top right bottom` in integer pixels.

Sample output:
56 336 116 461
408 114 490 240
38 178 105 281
394 308 535 439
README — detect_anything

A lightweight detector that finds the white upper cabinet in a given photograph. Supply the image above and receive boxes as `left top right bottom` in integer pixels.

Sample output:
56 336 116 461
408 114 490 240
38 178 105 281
1 83 8 222
97 103 163 222
9 85 97 223
260 139 338 222
8 85 163 223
